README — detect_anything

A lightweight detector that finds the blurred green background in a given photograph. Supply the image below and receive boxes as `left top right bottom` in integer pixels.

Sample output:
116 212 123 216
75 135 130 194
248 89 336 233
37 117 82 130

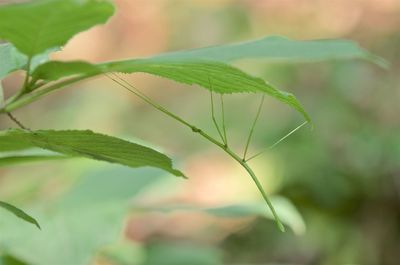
0 0 399 264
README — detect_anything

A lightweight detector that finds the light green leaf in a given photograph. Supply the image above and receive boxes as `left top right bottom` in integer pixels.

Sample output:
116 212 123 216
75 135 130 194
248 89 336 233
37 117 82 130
0 0 114 56
0 43 58 79
0 129 184 177
0 201 40 229
151 35 388 67
137 197 306 235
0 43 26 79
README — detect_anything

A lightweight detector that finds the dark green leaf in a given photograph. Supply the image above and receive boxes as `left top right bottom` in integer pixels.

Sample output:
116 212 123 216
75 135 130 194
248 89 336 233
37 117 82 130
0 155 67 167
0 0 114 56
0 201 40 229
0 129 184 177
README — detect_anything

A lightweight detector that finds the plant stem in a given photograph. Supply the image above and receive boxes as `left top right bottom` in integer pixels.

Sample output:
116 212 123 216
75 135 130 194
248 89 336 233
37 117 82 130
6 112 30 130
1 76 88 113
108 74 285 231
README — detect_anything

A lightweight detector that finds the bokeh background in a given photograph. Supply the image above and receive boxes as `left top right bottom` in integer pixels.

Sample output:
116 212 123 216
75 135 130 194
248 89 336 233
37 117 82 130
1 0 399 264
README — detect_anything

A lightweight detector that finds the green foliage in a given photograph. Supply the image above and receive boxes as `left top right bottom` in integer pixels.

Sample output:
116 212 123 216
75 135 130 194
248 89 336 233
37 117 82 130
0 129 184 177
0 0 114 57
0 167 164 265
31 61 100 82
0 0 384 233
0 43 55 79
0 201 40 229
30 59 311 122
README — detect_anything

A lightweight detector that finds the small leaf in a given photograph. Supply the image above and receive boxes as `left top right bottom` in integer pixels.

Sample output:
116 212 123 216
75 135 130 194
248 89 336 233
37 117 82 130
31 61 101 83
0 201 40 229
0 129 184 177
0 0 114 56
0 43 58 79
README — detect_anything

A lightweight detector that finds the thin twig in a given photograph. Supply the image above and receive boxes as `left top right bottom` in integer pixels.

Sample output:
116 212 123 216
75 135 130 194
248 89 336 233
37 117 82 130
220 94 228 146
208 77 226 144
246 121 308 162
243 95 265 160
6 112 30 131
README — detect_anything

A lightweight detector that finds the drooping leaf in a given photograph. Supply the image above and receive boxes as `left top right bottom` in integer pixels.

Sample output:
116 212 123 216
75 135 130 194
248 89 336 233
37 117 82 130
30 60 311 122
150 35 388 68
136 197 306 235
0 201 40 229
0 0 114 56
0 129 184 177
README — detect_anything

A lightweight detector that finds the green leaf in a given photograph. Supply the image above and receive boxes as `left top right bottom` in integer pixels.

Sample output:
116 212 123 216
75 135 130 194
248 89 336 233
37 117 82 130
31 61 101 82
0 43 58 79
29 36 386 122
0 201 40 229
30 60 311 122
0 155 67 167
137 197 306 235
0 255 27 265
0 43 26 79
0 0 114 56
151 35 388 68
0 129 184 177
